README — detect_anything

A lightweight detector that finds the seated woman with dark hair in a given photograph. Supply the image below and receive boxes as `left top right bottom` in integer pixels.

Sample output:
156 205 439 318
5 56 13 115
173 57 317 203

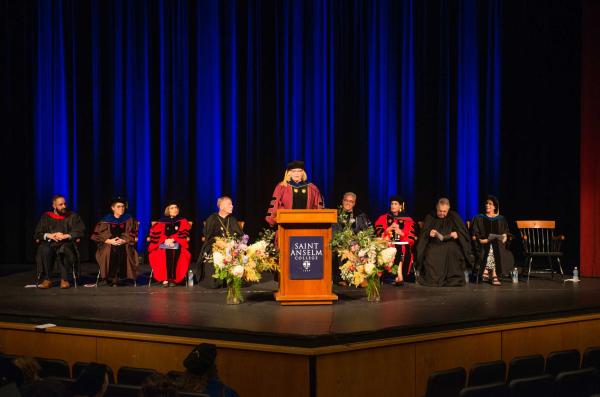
471 195 515 286
148 201 192 287
178 344 239 397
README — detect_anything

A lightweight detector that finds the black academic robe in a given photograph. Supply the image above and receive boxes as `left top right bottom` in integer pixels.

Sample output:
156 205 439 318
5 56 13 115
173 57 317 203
332 208 372 234
471 214 515 276
416 210 474 287
34 211 86 276
198 213 244 287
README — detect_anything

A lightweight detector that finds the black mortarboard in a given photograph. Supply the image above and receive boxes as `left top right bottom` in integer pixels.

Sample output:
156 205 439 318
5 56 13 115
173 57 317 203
109 196 128 208
164 199 180 211
286 160 305 171
389 195 405 205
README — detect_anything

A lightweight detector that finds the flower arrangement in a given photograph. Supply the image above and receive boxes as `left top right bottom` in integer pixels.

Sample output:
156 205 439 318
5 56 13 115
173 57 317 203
331 226 397 302
207 229 279 304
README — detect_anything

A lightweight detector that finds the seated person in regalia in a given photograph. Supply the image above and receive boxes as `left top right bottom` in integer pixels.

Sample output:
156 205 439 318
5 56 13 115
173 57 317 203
374 196 417 285
34 195 85 289
471 195 514 286
416 198 474 287
198 196 244 288
91 197 139 286
148 201 192 287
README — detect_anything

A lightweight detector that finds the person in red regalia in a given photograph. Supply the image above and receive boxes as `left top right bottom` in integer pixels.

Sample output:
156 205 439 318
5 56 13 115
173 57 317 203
148 201 192 287
374 196 418 285
265 160 324 227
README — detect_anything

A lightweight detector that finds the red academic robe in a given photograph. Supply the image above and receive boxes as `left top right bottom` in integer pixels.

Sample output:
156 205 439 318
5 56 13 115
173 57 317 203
374 213 417 272
148 217 191 283
265 183 324 227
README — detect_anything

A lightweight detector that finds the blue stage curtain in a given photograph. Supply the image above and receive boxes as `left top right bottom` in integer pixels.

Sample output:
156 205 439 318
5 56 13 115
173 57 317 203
27 0 504 258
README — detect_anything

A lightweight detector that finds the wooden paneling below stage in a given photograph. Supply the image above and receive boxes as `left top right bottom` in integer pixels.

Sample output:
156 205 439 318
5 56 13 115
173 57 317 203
3 314 600 397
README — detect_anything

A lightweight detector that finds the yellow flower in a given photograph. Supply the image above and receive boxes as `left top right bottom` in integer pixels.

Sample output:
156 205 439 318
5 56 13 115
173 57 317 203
214 239 227 249
352 272 365 286
245 268 260 282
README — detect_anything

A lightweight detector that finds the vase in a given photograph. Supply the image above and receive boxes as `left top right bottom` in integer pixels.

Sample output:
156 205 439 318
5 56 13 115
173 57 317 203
366 277 381 303
226 278 244 305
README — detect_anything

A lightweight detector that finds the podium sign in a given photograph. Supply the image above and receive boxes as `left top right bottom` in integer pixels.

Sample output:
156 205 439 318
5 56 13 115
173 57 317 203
289 236 324 280
275 209 338 305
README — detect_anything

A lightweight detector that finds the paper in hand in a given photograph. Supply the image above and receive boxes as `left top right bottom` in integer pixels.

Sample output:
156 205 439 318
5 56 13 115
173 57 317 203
488 233 508 243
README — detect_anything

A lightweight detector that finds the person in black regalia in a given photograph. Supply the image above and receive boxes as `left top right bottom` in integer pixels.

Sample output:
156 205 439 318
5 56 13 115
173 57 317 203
471 195 515 285
416 198 474 287
332 192 371 284
332 192 372 234
34 195 86 289
198 196 244 288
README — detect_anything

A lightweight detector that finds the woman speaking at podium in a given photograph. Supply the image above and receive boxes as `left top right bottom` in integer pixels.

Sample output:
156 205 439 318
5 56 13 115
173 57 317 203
265 160 324 227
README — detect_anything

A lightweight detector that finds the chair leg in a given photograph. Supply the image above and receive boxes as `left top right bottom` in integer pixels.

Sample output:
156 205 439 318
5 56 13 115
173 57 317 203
556 257 565 277
148 268 153 287
548 256 554 279
35 272 42 288
95 269 101 287
527 256 533 282
72 264 78 288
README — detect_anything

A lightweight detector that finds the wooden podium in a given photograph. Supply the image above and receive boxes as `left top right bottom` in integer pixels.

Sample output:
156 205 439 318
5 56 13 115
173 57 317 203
274 209 339 305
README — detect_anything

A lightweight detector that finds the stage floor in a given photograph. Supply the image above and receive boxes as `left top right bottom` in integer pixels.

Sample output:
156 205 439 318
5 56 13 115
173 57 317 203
0 264 598 347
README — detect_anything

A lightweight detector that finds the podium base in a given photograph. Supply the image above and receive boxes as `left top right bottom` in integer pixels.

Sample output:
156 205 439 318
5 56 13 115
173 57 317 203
274 292 338 305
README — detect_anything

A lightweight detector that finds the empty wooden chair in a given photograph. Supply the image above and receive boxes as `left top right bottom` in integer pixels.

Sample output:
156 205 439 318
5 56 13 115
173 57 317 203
516 220 565 281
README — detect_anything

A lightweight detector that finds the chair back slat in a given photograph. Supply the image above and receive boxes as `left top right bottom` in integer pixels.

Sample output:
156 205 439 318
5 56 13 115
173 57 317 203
517 221 561 254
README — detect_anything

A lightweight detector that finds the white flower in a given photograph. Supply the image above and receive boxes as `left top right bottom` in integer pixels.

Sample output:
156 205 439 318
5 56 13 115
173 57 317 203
213 252 225 269
358 249 367 258
231 265 244 278
379 247 397 264
364 263 376 275
248 240 268 256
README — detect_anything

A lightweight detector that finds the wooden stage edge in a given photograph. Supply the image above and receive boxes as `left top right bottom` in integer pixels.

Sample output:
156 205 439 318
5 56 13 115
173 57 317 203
4 313 600 397
3 312 600 356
